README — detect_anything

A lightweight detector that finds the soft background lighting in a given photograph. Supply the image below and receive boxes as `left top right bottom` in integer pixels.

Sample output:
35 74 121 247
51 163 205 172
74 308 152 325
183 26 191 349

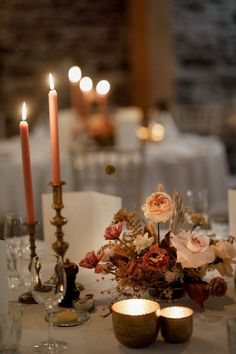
79 76 93 92
68 66 82 83
96 80 110 95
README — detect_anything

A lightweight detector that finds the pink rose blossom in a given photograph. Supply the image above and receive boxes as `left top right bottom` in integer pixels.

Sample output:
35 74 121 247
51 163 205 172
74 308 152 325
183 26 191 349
142 192 173 223
104 222 122 240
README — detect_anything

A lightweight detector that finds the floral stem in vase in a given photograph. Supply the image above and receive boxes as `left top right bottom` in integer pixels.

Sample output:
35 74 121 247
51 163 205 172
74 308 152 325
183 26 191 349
157 223 160 245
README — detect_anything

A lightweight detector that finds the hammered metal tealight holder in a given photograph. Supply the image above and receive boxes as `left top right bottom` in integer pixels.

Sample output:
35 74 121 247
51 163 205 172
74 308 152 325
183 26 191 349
112 299 160 348
160 306 193 343
19 222 38 304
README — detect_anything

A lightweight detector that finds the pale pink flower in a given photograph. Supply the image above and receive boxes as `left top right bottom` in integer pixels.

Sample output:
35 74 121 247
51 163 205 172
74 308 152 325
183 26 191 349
171 231 215 268
142 192 173 223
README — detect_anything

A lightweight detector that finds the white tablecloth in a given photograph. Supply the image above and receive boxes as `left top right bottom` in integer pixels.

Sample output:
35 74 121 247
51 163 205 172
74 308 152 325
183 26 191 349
11 270 236 354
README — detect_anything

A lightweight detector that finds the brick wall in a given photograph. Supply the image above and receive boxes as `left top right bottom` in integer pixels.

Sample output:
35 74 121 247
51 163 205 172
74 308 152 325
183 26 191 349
172 0 236 105
0 0 130 135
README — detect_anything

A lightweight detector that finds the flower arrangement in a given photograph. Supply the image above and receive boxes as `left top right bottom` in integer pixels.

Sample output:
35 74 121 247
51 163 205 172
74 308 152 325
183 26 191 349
80 188 236 308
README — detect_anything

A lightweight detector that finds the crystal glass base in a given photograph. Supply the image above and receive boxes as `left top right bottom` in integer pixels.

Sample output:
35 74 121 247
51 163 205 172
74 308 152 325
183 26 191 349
34 340 67 353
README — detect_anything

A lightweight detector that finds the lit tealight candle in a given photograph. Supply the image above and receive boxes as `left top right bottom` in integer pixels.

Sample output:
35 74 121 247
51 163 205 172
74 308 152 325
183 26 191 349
96 80 110 118
150 123 165 142
112 299 160 348
68 66 82 83
160 306 193 343
19 102 36 224
79 76 93 118
48 73 61 185
68 66 82 116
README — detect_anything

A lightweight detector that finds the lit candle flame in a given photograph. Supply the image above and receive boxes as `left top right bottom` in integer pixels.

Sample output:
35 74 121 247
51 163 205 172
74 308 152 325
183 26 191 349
68 66 82 83
79 76 93 92
150 123 165 142
22 102 27 121
49 73 55 90
161 306 193 319
96 80 110 95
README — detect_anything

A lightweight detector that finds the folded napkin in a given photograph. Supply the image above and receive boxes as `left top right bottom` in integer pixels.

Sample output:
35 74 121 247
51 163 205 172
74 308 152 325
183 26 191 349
228 189 236 237
0 240 9 314
42 191 121 264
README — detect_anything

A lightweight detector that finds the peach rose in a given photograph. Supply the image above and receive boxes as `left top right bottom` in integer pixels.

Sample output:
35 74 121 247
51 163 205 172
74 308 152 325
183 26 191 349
142 192 173 223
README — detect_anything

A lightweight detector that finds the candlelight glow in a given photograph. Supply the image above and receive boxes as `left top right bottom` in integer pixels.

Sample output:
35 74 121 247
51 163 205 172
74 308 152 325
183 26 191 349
161 306 193 319
112 299 159 316
22 102 27 121
68 66 82 83
79 76 93 92
96 80 110 95
136 126 149 140
49 73 55 90
150 123 165 142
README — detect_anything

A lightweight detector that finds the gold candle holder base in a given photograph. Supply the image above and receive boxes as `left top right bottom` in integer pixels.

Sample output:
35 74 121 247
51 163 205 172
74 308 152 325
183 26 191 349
19 222 38 304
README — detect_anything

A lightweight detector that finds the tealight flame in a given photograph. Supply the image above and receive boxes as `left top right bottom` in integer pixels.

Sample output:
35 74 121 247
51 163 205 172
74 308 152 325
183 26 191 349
96 80 110 95
112 299 159 316
150 123 165 142
68 66 82 83
79 76 93 92
136 126 149 140
22 102 27 121
48 73 55 90
161 306 193 319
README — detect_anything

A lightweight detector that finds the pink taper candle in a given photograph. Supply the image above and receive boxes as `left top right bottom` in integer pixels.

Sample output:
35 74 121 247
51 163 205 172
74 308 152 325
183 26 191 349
19 102 36 224
48 73 61 185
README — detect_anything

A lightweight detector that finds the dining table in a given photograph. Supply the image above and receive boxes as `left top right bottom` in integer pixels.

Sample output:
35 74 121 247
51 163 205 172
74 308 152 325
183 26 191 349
10 267 236 354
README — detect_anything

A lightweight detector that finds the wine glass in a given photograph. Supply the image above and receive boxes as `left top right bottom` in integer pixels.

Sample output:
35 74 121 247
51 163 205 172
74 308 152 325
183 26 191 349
30 254 67 353
4 212 29 289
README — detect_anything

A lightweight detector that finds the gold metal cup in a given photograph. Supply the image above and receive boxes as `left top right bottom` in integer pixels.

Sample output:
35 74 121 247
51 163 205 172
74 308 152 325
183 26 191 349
160 306 193 343
112 299 160 348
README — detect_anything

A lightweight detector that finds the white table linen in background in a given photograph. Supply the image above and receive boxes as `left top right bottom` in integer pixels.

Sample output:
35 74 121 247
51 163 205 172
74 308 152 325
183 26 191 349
0 110 229 232
144 134 229 215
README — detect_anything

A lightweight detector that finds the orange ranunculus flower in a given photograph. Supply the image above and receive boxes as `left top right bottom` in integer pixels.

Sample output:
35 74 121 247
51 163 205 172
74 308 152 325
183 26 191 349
79 251 103 271
142 192 173 223
104 222 122 240
142 245 169 271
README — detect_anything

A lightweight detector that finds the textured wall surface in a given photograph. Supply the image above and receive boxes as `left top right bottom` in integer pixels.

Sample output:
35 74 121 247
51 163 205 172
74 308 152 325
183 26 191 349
172 0 236 105
0 0 130 135
1 0 236 135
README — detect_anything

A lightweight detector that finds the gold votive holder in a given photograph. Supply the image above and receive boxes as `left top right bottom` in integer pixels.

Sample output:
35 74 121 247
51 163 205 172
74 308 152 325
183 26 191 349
160 306 193 343
112 299 160 348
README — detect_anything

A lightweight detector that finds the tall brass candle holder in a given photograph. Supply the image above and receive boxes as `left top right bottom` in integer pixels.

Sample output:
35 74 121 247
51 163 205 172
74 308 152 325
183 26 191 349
50 181 80 307
19 222 38 304
50 182 69 259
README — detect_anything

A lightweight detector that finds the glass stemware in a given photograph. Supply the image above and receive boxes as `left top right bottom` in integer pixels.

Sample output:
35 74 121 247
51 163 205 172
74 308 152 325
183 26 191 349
30 254 67 353
4 212 29 289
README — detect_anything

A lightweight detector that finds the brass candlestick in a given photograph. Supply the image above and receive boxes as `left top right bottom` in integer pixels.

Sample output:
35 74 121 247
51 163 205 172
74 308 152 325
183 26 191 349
50 182 69 259
50 182 80 307
19 222 38 304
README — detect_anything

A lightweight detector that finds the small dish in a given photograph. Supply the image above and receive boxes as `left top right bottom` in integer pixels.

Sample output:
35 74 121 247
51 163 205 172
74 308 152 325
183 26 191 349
45 309 90 327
